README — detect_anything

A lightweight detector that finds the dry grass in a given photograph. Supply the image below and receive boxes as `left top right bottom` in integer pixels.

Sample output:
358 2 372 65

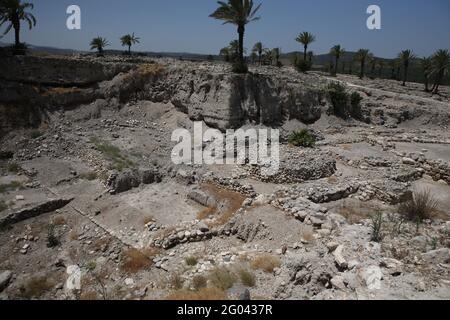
166 287 228 301
251 254 281 273
208 267 237 290
69 229 79 241
327 176 339 184
192 275 207 291
185 256 198 266
169 273 184 290
41 87 81 97
399 189 438 223
300 226 315 242
142 215 155 225
237 268 256 287
197 206 216 220
92 237 111 252
51 216 67 226
201 183 246 227
80 291 100 300
79 171 98 181
340 144 353 151
19 276 55 299
120 247 159 274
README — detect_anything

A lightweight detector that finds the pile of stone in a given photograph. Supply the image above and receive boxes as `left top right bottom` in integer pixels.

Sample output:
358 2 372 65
248 147 337 184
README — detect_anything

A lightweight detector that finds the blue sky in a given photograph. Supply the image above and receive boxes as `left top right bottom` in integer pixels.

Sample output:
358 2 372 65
1 0 449 58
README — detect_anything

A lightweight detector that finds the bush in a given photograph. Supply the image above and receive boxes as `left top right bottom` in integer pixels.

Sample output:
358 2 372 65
47 224 60 248
7 162 21 173
350 92 363 119
208 267 236 290
399 189 438 231
120 248 155 274
29 129 43 139
238 269 256 287
185 256 198 266
288 129 316 148
294 58 312 73
370 212 384 242
192 275 207 291
12 43 28 56
231 61 248 74
19 276 54 299
251 254 281 273
327 82 350 118
0 200 7 212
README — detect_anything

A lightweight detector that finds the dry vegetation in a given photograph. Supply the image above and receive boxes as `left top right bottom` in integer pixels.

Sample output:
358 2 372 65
120 247 160 274
18 276 55 299
251 254 281 273
201 183 246 227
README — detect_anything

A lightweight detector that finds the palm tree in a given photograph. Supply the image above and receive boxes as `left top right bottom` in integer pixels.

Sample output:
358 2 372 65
90 37 109 56
252 42 263 65
330 45 345 76
307 51 314 62
210 0 262 72
0 0 36 50
219 46 231 62
430 49 450 94
355 49 371 79
369 57 377 77
420 57 432 92
120 33 140 55
378 60 384 77
398 49 415 86
296 31 315 61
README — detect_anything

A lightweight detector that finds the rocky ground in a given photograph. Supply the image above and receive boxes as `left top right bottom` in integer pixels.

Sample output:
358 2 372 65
0 54 449 300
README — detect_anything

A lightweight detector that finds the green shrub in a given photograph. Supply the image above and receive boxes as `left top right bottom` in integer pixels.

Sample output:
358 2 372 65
294 57 312 73
232 61 248 74
90 137 135 171
0 200 7 212
327 82 350 118
7 162 21 173
370 211 384 242
0 181 23 193
29 129 43 139
47 224 60 248
288 129 316 148
350 92 363 119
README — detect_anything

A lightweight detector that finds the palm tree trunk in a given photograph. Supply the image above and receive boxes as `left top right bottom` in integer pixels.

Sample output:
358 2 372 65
128 45 131 55
424 75 429 92
402 66 407 86
13 20 20 47
237 25 245 64
303 45 307 61
334 57 338 76
433 71 443 94
360 61 364 79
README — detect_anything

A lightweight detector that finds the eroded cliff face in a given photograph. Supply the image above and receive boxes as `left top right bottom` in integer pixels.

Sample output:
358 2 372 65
0 56 327 133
